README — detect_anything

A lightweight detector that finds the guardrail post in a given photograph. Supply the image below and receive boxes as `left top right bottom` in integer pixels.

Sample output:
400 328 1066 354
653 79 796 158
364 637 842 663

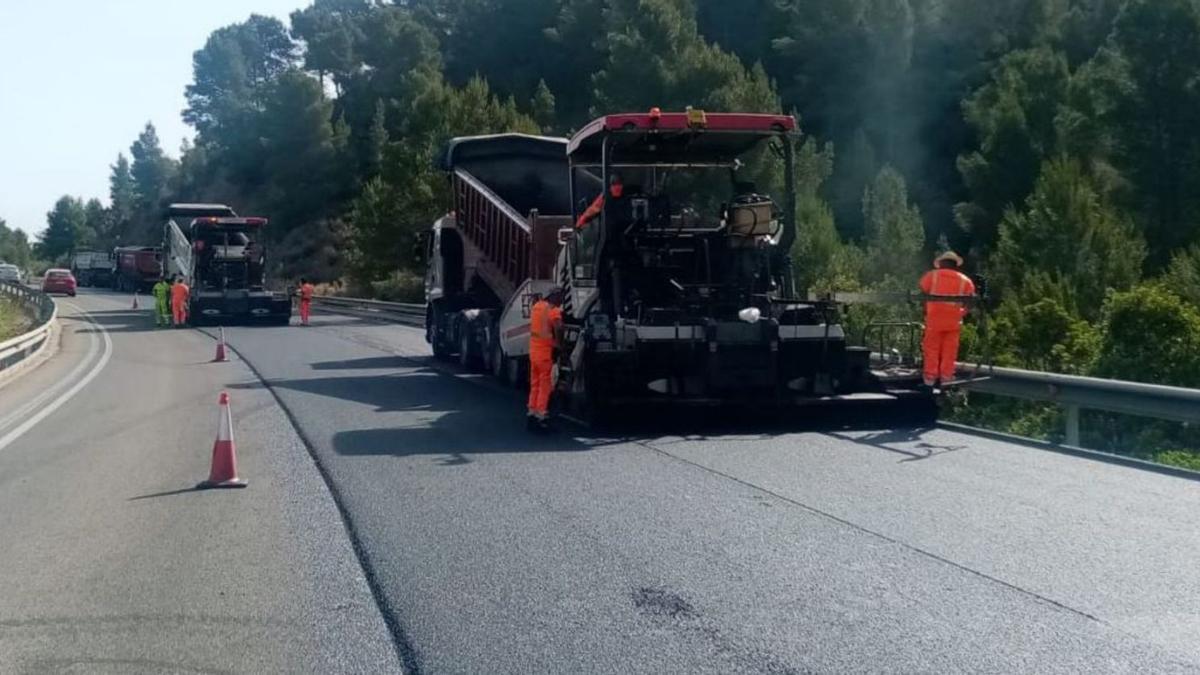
1065 404 1081 447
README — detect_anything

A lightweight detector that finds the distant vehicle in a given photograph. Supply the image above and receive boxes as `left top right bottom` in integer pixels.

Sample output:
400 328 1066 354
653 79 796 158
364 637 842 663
112 246 162 292
71 250 113 287
0 263 22 284
163 203 291 325
42 268 77 296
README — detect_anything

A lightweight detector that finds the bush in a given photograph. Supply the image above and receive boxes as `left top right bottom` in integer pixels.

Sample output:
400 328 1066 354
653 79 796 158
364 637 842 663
345 271 424 303
1095 284 1200 387
1153 451 1200 472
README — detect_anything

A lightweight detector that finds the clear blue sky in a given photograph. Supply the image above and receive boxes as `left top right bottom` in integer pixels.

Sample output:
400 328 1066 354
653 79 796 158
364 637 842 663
0 1 310 237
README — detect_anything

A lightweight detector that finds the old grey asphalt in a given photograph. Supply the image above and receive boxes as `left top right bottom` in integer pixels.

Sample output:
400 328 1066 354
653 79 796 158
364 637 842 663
209 306 1200 674
0 290 399 673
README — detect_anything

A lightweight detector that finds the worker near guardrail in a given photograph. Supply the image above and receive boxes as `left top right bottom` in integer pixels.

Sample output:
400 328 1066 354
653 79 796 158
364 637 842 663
170 276 190 327
919 251 976 388
296 277 315 326
576 174 623 229
527 288 565 431
152 277 171 328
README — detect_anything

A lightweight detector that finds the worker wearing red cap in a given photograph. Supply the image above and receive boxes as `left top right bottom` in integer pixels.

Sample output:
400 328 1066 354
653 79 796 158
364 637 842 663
919 251 976 388
576 174 623 229
170 276 191 327
527 288 565 431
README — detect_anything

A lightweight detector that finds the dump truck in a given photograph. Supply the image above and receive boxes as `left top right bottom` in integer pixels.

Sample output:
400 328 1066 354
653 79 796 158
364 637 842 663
162 203 292 325
426 112 934 421
71 250 113 287
425 134 572 382
112 246 162 292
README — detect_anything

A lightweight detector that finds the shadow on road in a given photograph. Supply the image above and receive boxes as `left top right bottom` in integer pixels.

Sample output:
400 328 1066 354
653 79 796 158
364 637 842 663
310 355 411 371
229 365 591 462
826 428 966 462
128 486 203 501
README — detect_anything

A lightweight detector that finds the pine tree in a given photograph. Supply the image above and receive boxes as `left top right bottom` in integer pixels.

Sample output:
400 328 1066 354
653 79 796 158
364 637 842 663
38 196 88 262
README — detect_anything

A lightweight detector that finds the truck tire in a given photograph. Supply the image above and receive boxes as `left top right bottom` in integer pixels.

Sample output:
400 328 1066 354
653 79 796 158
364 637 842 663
458 328 480 370
489 337 506 381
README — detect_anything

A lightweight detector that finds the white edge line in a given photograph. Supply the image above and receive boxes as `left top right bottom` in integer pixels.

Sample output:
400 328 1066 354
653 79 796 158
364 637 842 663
0 304 113 452
0 318 95 430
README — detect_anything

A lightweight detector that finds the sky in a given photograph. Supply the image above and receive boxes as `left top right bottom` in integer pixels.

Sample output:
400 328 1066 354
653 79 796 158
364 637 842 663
0 0 311 237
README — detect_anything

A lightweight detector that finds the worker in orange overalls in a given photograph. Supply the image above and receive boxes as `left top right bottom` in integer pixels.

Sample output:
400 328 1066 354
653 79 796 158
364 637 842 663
576 174 623 229
170 276 191 327
527 288 565 431
919 251 976 388
297 277 315 326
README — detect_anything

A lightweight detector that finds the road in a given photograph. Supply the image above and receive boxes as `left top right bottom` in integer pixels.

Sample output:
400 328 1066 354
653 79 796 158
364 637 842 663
3 289 1200 673
215 298 1200 673
0 291 398 673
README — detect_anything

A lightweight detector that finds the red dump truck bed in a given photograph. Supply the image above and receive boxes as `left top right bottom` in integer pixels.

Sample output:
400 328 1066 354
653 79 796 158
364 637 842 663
424 134 575 375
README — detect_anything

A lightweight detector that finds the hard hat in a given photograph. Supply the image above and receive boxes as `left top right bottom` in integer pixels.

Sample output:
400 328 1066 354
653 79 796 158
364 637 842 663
935 251 964 267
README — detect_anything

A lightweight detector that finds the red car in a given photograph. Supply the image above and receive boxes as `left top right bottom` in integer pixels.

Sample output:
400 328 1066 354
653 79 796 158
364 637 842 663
42 268 77 296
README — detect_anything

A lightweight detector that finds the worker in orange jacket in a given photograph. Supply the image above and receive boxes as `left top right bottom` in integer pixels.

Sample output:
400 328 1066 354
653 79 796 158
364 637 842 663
170 276 191 327
296 277 315 326
919 251 976 388
576 174 623 229
527 288 565 431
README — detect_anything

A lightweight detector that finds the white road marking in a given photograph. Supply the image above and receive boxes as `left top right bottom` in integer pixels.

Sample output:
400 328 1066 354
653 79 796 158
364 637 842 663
0 303 113 452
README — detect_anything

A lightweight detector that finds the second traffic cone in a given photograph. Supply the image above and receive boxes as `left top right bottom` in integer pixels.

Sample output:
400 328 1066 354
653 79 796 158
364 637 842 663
213 327 229 362
132 293 140 310
198 392 247 489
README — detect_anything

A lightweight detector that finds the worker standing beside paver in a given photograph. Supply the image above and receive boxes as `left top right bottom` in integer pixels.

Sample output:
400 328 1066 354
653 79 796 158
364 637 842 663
152 277 171 328
527 289 564 431
919 251 975 389
297 278 315 326
171 276 190 327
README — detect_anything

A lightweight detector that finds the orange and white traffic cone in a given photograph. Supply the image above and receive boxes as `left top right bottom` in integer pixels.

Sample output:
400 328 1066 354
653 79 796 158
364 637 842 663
213 327 229 363
132 292 140 310
198 392 247 489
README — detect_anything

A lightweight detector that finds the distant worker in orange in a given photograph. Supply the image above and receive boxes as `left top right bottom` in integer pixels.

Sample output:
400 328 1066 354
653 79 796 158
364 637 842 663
170 275 191 327
527 288 565 431
919 251 976 388
575 174 623 229
296 277 315 326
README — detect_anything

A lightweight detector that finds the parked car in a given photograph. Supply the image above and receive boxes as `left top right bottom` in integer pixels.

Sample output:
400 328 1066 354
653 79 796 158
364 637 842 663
42 268 77 296
0 263 22 284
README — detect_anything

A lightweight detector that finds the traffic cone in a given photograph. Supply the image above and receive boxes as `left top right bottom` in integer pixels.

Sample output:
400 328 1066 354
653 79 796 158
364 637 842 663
198 392 247 489
132 293 140 310
213 327 229 362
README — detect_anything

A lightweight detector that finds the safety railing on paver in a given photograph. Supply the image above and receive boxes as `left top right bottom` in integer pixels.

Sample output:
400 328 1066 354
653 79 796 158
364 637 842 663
309 295 425 326
0 281 57 373
957 365 1200 448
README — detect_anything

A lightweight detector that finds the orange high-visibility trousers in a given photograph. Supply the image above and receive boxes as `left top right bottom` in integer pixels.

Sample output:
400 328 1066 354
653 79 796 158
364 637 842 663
528 356 553 417
172 300 187 326
300 299 311 325
922 327 961 385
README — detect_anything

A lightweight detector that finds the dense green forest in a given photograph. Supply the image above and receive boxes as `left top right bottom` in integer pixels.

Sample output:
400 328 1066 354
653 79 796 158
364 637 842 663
27 0 1200 455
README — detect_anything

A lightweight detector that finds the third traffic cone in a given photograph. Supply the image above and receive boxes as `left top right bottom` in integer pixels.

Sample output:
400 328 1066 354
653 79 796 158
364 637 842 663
132 292 140 310
198 392 247 489
213 327 229 363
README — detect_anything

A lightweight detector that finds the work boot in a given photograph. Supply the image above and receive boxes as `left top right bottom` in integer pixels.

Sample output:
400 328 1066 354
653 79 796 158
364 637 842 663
526 414 541 433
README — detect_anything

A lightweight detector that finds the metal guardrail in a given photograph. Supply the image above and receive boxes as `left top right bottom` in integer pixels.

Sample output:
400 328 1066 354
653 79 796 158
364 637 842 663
0 281 57 373
959 364 1200 447
310 295 425 325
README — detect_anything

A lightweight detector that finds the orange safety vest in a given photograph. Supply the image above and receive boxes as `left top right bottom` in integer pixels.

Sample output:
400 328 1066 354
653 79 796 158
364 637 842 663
529 300 561 360
919 268 975 330
300 283 314 302
171 283 190 306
